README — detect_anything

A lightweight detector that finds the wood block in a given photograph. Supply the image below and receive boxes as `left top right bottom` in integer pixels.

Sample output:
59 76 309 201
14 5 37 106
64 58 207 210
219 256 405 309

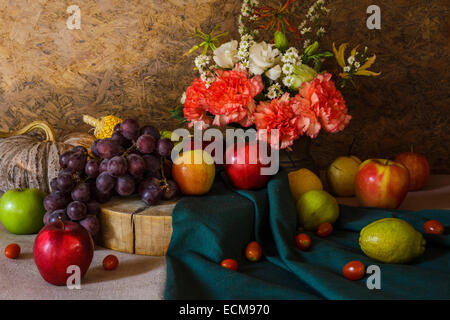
99 196 177 256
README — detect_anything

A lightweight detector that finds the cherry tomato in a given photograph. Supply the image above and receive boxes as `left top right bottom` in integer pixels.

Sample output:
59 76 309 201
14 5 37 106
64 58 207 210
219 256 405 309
245 241 262 262
4 243 20 259
220 259 238 271
343 261 365 281
103 254 119 271
317 223 333 237
295 233 311 251
424 220 444 235
164 242 170 256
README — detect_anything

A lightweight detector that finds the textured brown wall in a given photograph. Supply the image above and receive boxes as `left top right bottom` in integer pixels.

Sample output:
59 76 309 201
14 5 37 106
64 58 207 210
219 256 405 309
0 0 448 172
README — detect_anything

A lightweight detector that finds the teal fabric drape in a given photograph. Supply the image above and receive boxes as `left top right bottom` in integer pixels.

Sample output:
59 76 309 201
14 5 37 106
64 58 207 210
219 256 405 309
164 170 450 299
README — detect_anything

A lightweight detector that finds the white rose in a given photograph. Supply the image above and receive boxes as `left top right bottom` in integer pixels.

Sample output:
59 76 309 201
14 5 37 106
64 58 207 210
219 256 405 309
213 40 239 69
265 65 281 81
248 41 280 75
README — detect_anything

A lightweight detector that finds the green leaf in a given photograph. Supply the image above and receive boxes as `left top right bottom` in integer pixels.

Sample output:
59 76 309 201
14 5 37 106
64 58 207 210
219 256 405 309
304 41 319 56
312 58 322 71
169 106 186 123
316 51 334 58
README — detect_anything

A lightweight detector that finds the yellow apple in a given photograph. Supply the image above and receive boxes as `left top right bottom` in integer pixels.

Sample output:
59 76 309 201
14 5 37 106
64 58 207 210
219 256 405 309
327 156 362 197
172 150 215 195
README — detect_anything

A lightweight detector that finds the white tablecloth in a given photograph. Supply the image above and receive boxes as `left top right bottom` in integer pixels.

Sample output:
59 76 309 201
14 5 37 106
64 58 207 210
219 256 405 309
0 175 449 299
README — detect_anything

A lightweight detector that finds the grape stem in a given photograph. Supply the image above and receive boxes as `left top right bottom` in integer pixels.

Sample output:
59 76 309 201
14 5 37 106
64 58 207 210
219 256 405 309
159 156 169 190
122 143 137 157
72 171 84 184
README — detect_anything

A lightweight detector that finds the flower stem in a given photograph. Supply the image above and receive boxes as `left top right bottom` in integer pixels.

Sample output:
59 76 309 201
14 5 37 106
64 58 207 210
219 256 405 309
285 149 297 169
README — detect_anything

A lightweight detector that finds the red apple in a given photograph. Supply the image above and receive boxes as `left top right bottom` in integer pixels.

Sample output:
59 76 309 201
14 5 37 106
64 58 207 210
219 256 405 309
224 141 272 190
33 221 94 286
355 159 409 209
394 152 430 191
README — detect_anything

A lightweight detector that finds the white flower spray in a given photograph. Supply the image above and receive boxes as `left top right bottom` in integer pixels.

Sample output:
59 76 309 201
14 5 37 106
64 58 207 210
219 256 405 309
237 34 255 71
194 54 215 88
279 47 301 91
238 0 258 38
298 0 329 45
183 0 330 102
237 0 260 71
341 46 370 75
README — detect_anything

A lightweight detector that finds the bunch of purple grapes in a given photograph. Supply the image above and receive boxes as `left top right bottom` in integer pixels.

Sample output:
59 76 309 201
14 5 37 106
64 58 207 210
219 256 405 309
42 119 179 237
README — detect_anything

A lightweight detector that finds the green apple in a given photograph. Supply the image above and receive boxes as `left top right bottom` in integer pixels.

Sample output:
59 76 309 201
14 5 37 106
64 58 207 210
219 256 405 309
296 190 339 231
0 188 46 234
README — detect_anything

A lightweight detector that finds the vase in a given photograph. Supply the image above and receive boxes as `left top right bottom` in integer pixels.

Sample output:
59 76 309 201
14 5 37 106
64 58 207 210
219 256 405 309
227 124 318 175
279 136 318 175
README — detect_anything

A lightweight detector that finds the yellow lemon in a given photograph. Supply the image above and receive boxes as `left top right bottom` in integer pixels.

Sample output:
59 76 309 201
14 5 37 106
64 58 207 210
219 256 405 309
296 190 339 231
288 168 323 202
359 218 426 264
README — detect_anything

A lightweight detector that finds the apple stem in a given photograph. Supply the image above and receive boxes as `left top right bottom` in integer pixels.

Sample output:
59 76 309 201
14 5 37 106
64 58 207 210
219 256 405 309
332 165 343 172
58 216 65 230
410 144 414 153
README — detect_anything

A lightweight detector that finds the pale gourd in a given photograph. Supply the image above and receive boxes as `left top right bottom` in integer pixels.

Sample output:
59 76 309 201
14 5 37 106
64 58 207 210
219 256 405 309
0 121 95 193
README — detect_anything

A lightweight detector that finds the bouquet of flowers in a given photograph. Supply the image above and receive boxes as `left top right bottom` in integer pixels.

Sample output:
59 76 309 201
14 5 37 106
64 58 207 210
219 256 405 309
171 0 380 150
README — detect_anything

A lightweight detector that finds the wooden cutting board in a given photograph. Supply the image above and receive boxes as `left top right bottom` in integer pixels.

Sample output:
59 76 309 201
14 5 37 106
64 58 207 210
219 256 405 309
99 196 177 256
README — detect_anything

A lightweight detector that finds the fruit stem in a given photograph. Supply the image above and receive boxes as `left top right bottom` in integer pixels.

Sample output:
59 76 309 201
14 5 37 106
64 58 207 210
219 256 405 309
0 121 56 142
58 216 65 230
159 156 169 189
331 164 343 172
122 143 137 157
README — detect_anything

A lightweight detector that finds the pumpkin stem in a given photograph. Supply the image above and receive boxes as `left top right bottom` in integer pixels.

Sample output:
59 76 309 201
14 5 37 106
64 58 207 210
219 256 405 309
0 121 56 142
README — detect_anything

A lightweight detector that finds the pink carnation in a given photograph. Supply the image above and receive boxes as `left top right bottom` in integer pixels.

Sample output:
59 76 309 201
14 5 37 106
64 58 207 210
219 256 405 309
183 78 213 128
206 69 263 127
254 93 319 149
290 95 322 139
299 73 351 133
